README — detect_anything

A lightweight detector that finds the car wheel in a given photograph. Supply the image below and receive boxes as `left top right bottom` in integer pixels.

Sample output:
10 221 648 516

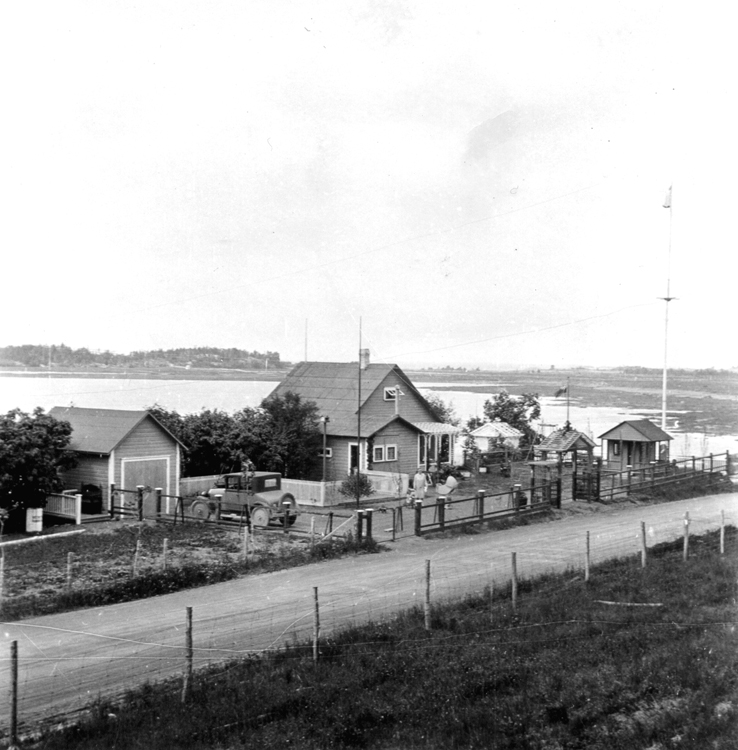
190 499 211 520
251 507 270 528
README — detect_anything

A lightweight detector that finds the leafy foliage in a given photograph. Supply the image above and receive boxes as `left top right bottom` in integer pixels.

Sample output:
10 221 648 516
0 344 285 369
338 472 375 500
424 391 460 425
258 391 322 478
482 390 541 446
0 408 77 513
146 391 321 480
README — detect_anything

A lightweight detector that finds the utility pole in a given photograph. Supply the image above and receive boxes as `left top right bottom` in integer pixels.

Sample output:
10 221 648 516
660 185 676 438
357 318 362 508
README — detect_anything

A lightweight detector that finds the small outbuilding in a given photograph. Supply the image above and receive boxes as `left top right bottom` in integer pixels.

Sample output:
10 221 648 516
469 420 524 451
49 406 184 516
598 419 673 471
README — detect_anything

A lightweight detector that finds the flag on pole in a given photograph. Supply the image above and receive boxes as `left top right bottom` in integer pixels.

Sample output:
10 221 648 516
663 185 672 209
554 387 568 398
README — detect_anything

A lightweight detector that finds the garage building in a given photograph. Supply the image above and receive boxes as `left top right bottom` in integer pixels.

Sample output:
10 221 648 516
49 406 184 516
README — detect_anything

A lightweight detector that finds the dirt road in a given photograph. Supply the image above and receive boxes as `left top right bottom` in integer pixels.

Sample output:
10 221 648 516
2 492 736 736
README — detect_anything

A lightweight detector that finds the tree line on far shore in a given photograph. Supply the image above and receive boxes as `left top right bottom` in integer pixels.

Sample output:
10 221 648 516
0 344 285 370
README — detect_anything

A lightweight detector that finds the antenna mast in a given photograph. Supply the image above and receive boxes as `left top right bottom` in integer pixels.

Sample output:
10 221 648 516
659 185 676 433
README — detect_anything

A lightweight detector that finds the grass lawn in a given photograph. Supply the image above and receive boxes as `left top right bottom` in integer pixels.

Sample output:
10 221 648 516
31 528 738 750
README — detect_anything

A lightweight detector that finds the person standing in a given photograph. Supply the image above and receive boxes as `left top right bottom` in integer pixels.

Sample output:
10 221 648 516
411 468 428 506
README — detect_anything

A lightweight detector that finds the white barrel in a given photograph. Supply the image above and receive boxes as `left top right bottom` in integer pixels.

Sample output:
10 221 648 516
26 507 43 533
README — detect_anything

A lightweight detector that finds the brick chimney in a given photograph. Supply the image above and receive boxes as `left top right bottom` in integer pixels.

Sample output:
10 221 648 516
359 348 370 370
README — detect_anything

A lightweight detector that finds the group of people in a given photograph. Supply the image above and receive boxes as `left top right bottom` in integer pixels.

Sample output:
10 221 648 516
407 464 458 506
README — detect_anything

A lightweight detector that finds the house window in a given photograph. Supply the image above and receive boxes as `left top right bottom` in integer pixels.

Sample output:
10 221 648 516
373 444 397 463
318 447 332 459
383 387 397 401
612 442 621 457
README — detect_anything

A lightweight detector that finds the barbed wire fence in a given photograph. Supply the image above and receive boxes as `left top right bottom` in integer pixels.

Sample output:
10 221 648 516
0 503 736 743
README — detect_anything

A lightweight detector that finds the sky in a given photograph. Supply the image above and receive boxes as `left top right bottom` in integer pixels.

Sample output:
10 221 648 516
1 2 734 370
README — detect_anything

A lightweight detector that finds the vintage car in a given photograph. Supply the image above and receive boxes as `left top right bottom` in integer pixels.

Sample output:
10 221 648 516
189 471 298 528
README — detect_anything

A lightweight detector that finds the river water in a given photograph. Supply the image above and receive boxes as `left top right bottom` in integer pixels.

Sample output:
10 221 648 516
1 375 735 459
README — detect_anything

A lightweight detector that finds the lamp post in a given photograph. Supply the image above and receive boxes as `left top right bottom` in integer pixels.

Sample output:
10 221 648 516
320 416 330 482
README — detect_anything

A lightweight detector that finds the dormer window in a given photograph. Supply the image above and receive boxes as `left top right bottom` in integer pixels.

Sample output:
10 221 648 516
384 386 398 401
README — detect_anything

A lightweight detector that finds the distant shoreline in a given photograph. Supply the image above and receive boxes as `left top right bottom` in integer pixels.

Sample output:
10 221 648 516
0 367 286 382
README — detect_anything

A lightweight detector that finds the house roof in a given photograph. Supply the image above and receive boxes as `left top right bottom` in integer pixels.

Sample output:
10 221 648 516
470 421 523 439
49 406 184 454
538 427 596 453
270 361 439 436
598 419 673 443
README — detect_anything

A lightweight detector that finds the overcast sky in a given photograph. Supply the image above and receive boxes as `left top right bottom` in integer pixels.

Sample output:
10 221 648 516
2 2 733 370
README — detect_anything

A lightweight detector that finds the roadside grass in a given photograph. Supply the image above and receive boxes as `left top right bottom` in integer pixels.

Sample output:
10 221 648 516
33 528 738 750
0 523 380 621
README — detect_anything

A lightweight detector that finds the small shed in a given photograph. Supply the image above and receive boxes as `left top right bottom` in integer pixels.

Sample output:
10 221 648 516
598 419 673 471
469 420 523 451
531 425 598 505
49 407 184 516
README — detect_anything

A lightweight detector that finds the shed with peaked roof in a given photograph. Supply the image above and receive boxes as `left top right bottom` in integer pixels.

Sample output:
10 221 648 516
469 420 524 451
598 419 673 471
49 406 184 515
269 353 460 479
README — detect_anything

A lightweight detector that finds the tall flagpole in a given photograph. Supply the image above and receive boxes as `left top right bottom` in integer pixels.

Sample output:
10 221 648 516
659 185 675 434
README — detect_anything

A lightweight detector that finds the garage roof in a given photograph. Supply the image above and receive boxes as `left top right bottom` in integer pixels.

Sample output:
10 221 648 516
49 406 184 454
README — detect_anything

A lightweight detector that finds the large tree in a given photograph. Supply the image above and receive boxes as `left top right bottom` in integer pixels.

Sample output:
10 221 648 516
424 392 460 426
0 408 78 513
482 390 541 446
258 391 322 479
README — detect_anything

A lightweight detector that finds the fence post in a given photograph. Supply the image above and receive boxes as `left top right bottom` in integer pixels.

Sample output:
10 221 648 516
155 488 163 519
136 485 144 522
182 606 193 704
74 493 82 525
243 527 249 559
595 457 602 500
626 466 632 497
283 501 291 535
356 510 364 542
437 499 445 531
584 531 590 583
424 559 431 631
726 451 732 476
365 509 373 542
214 494 222 524
650 462 656 494
610 474 615 502
0 551 4 611
310 516 315 548
109 483 116 519
709 453 714 473
691 456 696 475
328 512 334 535
683 512 690 561
641 521 647 568
66 552 74 590
477 490 485 524
720 510 725 555
162 538 168 571
511 552 518 612
414 500 423 536
10 640 18 750
133 540 141 576
313 586 320 664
